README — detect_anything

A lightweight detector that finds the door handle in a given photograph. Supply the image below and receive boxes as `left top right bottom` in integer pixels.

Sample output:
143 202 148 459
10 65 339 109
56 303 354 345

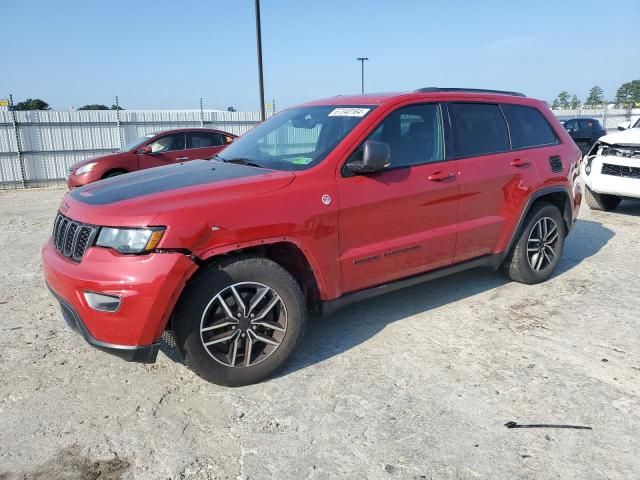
510 158 530 167
176 157 189 161
427 171 454 182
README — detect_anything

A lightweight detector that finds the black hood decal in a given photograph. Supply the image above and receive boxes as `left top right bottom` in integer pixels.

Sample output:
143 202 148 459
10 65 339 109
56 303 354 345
71 160 269 206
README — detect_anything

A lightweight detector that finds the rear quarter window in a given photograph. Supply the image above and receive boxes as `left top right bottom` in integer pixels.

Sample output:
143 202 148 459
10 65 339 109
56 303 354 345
501 104 558 150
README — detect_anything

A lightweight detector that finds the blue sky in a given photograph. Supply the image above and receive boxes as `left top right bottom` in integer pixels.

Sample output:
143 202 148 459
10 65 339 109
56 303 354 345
1 0 638 111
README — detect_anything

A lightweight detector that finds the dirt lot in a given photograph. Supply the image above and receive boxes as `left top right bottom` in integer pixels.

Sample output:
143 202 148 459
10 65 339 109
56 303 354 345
0 187 638 480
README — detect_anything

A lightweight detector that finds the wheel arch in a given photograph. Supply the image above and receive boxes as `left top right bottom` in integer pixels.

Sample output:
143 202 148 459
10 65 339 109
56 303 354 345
101 168 128 179
505 186 573 256
194 240 324 316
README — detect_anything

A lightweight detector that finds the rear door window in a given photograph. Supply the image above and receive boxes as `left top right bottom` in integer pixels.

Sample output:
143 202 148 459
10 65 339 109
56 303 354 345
579 119 594 131
188 132 225 149
452 103 510 157
501 104 558 149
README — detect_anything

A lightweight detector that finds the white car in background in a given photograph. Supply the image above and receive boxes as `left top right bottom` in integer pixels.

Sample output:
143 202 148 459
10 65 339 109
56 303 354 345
581 119 640 211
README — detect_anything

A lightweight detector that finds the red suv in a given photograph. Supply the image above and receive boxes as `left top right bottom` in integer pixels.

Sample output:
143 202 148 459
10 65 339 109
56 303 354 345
66 128 237 188
43 88 582 386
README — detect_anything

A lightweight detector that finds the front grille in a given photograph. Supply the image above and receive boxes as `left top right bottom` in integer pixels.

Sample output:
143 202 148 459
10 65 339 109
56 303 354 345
52 213 98 262
601 163 640 180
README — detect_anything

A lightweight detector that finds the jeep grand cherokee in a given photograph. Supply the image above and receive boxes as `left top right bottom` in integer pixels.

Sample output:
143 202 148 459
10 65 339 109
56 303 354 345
43 88 582 386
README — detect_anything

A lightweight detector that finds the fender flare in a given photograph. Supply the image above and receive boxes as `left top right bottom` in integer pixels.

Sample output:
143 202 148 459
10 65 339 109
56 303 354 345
504 186 573 256
196 235 332 300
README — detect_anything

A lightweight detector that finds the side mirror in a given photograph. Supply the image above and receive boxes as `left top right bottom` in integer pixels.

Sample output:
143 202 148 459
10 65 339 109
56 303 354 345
139 145 152 154
347 140 391 175
617 121 632 131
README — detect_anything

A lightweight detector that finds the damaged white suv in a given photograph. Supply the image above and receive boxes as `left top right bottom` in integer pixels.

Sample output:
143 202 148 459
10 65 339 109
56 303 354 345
581 119 640 211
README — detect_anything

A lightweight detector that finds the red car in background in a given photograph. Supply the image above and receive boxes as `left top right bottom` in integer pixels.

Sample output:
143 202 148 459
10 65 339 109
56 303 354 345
66 128 237 188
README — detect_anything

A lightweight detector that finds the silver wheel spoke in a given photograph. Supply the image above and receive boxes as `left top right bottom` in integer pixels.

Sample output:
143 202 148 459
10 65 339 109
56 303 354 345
247 287 269 316
545 245 556 257
252 295 281 321
546 232 559 244
201 319 238 332
244 334 253 367
251 320 286 332
249 330 280 346
544 224 557 241
228 331 241 366
216 294 235 320
230 285 246 316
204 330 237 346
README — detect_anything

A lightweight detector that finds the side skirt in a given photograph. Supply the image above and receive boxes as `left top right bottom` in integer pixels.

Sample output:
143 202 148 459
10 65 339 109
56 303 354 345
321 254 504 316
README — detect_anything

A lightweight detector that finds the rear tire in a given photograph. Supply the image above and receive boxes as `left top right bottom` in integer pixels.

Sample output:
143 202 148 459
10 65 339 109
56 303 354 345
173 256 306 386
584 186 621 211
503 202 565 285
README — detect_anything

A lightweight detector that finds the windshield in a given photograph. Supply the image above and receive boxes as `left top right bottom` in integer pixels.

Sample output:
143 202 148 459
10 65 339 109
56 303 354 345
121 134 155 152
215 105 374 170
634 118 640 129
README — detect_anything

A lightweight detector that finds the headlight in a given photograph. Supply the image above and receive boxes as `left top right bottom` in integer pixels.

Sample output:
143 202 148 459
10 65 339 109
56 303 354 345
96 227 165 253
75 162 97 175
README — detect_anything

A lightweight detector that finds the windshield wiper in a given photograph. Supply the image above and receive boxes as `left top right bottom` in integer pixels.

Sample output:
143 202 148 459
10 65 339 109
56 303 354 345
219 157 264 168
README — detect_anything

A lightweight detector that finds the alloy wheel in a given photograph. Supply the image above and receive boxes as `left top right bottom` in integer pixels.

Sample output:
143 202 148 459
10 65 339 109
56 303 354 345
199 282 288 367
527 217 559 271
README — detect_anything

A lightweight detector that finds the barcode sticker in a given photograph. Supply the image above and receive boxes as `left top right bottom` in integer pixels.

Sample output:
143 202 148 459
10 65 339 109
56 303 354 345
328 107 370 117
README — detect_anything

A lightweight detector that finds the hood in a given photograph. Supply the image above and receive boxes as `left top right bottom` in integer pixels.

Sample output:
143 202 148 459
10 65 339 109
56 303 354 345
63 160 295 226
70 152 120 171
598 128 640 146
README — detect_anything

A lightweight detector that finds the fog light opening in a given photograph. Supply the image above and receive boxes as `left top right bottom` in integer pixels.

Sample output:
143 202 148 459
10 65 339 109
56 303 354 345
83 292 121 312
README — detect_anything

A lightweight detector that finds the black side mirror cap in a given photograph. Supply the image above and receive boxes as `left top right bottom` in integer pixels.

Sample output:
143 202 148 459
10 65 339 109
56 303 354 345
347 140 391 175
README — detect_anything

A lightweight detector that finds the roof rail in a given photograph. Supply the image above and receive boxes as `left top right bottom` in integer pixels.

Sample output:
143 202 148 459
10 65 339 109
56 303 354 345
414 87 526 97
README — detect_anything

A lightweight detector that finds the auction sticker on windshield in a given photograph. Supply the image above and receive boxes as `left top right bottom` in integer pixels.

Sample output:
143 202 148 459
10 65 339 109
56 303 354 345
328 107 370 117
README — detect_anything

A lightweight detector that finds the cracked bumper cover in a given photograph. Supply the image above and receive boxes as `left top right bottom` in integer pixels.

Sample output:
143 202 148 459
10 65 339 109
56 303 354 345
42 240 198 363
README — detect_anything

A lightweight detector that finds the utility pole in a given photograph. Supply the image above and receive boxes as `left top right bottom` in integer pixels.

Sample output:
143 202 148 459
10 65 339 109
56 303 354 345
254 0 266 121
356 57 369 94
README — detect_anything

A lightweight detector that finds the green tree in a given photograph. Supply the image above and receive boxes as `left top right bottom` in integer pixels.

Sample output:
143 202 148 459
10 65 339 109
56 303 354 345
585 86 605 107
614 80 640 108
569 95 581 109
78 104 109 110
12 98 51 110
110 104 124 110
552 91 571 109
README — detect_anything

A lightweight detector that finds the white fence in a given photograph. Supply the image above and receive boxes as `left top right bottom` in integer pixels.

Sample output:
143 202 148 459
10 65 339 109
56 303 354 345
551 107 640 130
0 109 263 188
1 107 639 189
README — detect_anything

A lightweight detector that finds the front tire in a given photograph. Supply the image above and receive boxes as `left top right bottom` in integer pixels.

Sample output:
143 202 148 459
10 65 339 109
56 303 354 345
103 170 127 179
584 186 621 211
173 256 306 386
503 203 565 284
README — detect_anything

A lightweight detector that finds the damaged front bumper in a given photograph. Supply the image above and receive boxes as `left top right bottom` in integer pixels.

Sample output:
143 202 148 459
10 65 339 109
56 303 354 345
581 142 640 199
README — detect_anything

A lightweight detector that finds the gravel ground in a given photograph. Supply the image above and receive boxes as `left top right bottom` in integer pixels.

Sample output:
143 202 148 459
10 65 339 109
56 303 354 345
0 187 638 480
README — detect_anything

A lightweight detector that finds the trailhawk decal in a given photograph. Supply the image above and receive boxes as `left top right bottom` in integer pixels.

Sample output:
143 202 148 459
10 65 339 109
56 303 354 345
70 160 269 206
